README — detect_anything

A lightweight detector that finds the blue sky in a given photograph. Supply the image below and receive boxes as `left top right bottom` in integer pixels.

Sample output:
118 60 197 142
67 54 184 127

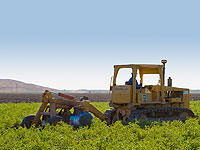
0 0 199 90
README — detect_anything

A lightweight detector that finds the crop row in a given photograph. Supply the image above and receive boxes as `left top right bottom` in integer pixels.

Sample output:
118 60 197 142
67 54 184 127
0 101 200 149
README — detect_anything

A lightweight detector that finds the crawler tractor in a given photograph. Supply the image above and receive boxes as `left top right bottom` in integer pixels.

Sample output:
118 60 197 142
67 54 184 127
21 60 195 128
105 60 194 124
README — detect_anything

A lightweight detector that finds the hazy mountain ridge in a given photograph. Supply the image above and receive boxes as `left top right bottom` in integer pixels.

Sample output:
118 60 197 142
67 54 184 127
0 79 199 93
0 79 109 93
0 79 58 93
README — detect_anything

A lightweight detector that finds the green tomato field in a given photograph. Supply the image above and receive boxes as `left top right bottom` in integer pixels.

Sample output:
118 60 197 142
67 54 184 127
1 101 200 150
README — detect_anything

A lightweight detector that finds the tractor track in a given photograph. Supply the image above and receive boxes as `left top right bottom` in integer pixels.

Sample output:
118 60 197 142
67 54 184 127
128 107 195 122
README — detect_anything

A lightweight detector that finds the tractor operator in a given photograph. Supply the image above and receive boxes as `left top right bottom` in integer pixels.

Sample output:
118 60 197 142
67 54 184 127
126 73 140 89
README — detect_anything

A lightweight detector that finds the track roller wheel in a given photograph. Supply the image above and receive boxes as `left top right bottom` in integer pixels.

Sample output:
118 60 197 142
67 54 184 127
104 109 116 125
21 115 41 129
136 113 148 122
79 113 93 127
46 116 64 126
178 112 190 120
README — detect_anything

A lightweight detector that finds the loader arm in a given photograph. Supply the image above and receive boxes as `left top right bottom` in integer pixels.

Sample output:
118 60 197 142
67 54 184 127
59 93 106 121
88 103 105 121
30 91 107 128
33 102 48 127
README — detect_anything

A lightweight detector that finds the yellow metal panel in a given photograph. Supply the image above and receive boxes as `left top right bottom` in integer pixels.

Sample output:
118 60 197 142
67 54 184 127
137 88 152 104
112 85 132 104
132 68 137 104
138 93 152 104
183 90 190 108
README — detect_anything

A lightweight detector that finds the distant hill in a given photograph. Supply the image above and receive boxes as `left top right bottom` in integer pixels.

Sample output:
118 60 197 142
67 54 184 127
0 79 109 93
0 79 58 93
0 79 198 94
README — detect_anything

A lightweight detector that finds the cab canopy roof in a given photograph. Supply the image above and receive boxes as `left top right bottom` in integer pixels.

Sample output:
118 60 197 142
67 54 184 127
114 64 164 74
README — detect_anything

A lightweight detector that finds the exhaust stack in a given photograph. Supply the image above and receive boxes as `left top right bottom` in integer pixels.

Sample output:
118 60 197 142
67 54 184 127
168 77 172 87
161 60 167 86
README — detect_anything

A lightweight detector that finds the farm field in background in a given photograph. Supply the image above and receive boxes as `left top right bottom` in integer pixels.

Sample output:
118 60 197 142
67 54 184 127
1 101 200 149
0 93 200 103
0 93 109 103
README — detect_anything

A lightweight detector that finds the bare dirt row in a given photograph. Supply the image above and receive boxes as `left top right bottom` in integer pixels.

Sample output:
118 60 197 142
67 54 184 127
0 93 199 103
0 93 110 103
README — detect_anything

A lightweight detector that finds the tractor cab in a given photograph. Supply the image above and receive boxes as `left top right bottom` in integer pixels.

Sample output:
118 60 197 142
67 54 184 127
110 60 190 109
110 63 164 104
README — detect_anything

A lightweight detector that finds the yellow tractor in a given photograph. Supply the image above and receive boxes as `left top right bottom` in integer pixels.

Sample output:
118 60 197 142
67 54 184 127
106 60 194 124
21 60 194 128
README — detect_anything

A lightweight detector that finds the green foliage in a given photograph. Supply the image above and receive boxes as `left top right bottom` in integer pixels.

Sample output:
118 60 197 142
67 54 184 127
1 101 200 149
